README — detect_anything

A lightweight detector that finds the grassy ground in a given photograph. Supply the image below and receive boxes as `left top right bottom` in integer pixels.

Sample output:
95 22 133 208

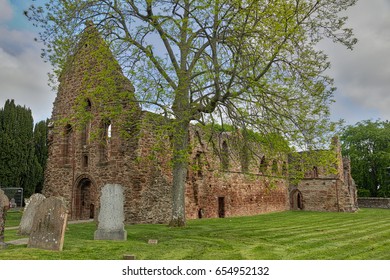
1 208 390 260
4 209 23 227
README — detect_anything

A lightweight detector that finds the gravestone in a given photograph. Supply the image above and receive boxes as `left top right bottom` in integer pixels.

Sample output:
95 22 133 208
28 196 68 251
19 193 46 235
9 198 16 208
0 190 10 249
94 184 127 240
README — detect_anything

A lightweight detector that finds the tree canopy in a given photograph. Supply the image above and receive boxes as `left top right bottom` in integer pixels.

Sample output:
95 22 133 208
0 100 47 198
27 0 357 226
341 120 390 197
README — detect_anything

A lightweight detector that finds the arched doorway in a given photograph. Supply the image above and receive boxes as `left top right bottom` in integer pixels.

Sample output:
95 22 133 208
73 177 97 220
291 189 303 210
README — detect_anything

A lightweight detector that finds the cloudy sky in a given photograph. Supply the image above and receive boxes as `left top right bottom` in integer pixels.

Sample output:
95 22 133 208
0 0 389 125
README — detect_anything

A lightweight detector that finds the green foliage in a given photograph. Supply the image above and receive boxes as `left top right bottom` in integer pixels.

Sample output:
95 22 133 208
2 209 390 260
0 100 47 196
26 0 357 225
33 120 49 193
357 188 371 198
341 120 390 197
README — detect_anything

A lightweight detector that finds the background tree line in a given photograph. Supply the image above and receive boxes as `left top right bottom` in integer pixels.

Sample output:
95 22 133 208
341 120 390 197
0 99 48 199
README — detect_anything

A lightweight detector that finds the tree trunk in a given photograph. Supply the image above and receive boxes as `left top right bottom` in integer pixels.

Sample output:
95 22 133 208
169 119 189 227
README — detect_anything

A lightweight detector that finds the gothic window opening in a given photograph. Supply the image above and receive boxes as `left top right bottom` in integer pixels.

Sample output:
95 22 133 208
259 156 267 174
221 141 229 171
63 124 72 164
81 122 90 147
82 154 89 168
195 152 203 177
81 99 92 147
86 98 92 111
313 166 319 178
99 120 111 162
107 123 112 141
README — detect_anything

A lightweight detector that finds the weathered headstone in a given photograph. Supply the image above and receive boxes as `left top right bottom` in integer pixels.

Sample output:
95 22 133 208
19 193 46 235
28 196 68 251
94 184 127 240
0 190 10 249
9 198 16 208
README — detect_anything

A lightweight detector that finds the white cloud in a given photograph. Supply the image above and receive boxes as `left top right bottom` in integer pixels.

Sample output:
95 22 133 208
0 0 13 22
321 0 390 123
0 27 54 122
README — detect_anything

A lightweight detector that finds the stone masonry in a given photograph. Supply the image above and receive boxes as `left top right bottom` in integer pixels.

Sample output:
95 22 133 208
289 138 358 212
43 25 357 224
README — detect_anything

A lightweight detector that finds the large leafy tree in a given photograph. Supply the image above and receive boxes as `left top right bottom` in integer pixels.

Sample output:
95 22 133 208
341 120 390 197
27 0 356 226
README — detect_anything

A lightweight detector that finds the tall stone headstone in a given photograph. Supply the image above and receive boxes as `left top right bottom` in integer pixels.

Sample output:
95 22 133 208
94 184 127 240
19 193 46 235
0 190 10 249
28 196 68 251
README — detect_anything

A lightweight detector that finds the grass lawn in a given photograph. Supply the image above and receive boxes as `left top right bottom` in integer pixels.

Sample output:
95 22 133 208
1 208 390 260
4 209 23 227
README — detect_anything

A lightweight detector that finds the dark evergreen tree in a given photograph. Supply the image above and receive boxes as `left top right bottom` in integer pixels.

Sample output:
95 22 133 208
33 120 49 193
0 100 44 197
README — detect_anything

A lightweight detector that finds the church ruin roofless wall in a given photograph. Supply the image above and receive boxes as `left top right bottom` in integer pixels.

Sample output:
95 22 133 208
43 26 289 224
43 26 356 224
289 138 358 212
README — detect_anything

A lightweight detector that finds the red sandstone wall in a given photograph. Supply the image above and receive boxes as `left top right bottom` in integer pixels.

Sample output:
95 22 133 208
43 26 291 224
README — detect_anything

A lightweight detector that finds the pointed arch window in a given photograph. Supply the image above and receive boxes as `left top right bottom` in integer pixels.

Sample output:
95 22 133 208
313 166 319 178
99 120 111 162
221 140 229 171
195 152 203 177
86 99 92 111
259 156 267 174
63 124 72 164
81 99 92 147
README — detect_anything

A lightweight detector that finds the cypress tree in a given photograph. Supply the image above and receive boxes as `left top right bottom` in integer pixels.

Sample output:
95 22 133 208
0 100 43 197
33 120 48 193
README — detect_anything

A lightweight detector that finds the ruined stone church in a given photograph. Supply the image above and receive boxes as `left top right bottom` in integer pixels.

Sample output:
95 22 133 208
43 26 358 224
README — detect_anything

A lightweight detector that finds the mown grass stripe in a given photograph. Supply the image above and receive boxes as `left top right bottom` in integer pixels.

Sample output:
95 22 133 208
2 208 390 259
